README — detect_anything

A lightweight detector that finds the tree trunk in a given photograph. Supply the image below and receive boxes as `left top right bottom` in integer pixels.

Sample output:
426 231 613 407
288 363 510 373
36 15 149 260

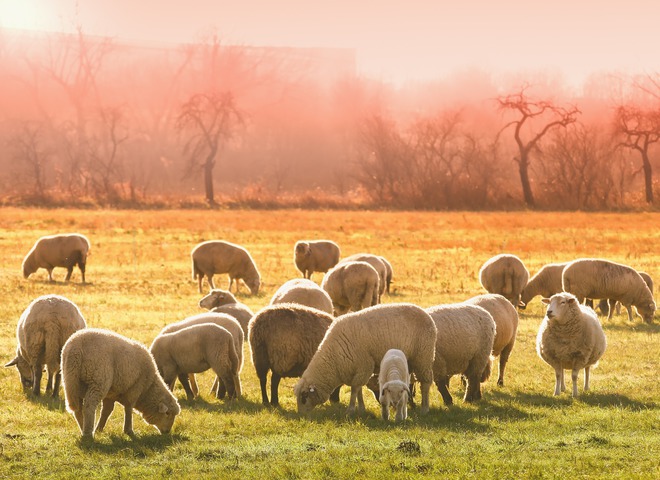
204 153 216 207
642 151 654 204
518 153 536 208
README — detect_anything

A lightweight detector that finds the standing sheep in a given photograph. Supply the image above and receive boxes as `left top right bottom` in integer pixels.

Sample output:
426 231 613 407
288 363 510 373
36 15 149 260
61 328 180 440
464 293 518 386
248 303 338 407
5 294 86 397
562 258 656 323
150 323 242 401
191 240 261 295
536 292 607 397
339 253 388 299
321 261 380 316
198 288 255 334
426 303 496 405
22 233 90 283
598 271 654 318
294 303 437 416
520 262 568 308
270 278 334 315
294 240 341 280
479 254 529 307
378 349 410 422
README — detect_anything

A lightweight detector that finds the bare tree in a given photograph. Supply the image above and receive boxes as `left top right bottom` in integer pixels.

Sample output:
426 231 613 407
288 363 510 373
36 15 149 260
9 122 51 198
498 86 580 208
87 107 129 202
177 92 244 206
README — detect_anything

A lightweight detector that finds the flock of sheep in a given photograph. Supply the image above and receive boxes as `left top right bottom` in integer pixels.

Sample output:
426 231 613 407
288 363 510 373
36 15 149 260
5 233 657 441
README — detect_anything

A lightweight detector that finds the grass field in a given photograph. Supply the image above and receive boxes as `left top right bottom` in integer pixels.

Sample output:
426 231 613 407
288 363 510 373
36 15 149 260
0 208 658 479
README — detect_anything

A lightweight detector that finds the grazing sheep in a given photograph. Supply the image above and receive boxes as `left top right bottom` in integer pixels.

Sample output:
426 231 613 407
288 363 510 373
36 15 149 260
339 253 388 299
248 303 338 407
536 292 607 397
270 278 334 315
321 261 380 316
597 271 654 318
479 254 529 307
22 233 90 283
520 262 568 308
426 303 495 405
5 294 86 397
61 328 180 440
150 323 241 401
160 312 244 398
191 240 261 295
378 349 410 422
562 258 656 323
379 256 394 294
294 240 341 280
294 303 437 416
198 288 255 334
464 293 518 386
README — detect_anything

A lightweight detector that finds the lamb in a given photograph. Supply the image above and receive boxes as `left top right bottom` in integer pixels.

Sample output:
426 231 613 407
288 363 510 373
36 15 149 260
294 303 437 416
378 349 410 422
426 303 495 405
536 292 607 397
478 253 529 307
5 294 86 397
150 323 242 401
22 233 90 283
520 262 568 308
61 328 180 440
191 240 261 295
321 261 380 316
269 278 334 315
464 293 519 386
294 240 341 280
160 312 244 399
562 258 656 324
198 288 255 334
597 271 654 318
248 303 338 407
338 253 388 299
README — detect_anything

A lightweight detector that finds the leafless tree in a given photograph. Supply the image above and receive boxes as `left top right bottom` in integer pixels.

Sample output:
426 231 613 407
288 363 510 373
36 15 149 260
9 122 51 198
87 107 129 202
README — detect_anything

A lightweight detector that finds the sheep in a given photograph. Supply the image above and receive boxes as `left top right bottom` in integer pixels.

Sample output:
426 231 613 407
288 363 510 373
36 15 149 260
61 328 181 440
520 262 568 308
338 253 388 299
379 256 394 294
478 253 529 307
191 240 261 295
597 271 654 318
378 349 410 422
464 293 519 386
22 233 90 283
248 303 339 407
160 312 244 399
321 261 380 316
562 258 656 324
269 278 334 315
294 303 437 416
536 292 607 397
5 294 86 397
426 303 495 405
198 288 255 334
150 323 242 401
294 240 341 280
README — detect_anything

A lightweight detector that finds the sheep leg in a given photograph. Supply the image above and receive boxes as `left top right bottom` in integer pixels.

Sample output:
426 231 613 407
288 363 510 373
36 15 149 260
380 394 390 421
396 397 407 422
571 369 579 397
79 261 86 283
82 391 102 438
498 342 515 387
584 366 591 391
45 368 54 394
607 303 615 321
122 403 135 437
419 381 430 414
218 372 236 399
329 386 341 403
270 372 282 407
624 304 634 322
585 298 594 308
464 374 482 402
210 377 219 396
65 266 73 282
178 373 195 401
188 373 199 397
96 398 115 433
47 268 54 282
346 386 361 416
32 365 43 396
554 367 563 395
206 274 215 291
51 371 61 398
232 374 242 398
216 378 227 399
436 376 453 406
197 274 204 294
357 387 365 414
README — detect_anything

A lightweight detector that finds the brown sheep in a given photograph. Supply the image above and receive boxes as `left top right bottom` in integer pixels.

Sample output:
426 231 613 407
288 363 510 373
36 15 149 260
22 233 90 283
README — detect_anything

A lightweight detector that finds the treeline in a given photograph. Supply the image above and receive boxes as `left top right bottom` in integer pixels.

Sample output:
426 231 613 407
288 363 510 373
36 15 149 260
0 27 658 210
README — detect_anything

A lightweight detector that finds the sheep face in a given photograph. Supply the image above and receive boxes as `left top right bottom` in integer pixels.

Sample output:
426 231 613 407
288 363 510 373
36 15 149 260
21 255 37 279
141 399 180 434
542 293 578 324
294 380 324 413
637 301 656 324
295 243 311 260
380 380 409 411
199 289 236 309
5 353 33 390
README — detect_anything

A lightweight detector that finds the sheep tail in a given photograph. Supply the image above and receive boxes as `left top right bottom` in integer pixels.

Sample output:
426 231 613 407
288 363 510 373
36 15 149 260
481 356 493 383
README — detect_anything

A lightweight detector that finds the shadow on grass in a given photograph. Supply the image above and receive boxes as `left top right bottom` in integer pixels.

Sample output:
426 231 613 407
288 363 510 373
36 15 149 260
490 388 657 411
600 321 660 334
176 394 274 415
77 431 186 455
29 393 66 411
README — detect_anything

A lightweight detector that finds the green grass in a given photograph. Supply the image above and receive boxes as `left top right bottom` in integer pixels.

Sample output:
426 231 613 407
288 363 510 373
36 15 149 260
0 208 659 479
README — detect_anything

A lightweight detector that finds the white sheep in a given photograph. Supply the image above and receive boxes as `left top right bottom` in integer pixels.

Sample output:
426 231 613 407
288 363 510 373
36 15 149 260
536 292 607 397
426 303 495 405
479 253 529 307
321 261 380 316
294 303 437 416
269 278 334 315
338 253 388 299
22 233 90 283
597 271 654 318
150 323 242 401
61 328 181 440
5 294 86 397
248 303 338 407
378 349 410 422
520 262 568 308
562 258 656 323
464 293 518 386
198 288 255 334
191 240 261 295
294 240 341 280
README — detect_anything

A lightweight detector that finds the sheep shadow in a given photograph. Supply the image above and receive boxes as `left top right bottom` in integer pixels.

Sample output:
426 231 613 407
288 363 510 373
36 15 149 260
77 431 185 454
177 394 266 415
29 393 67 411
601 321 660 334
497 389 656 411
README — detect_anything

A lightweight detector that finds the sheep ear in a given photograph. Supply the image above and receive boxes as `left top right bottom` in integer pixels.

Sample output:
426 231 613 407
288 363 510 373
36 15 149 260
5 357 18 368
158 403 169 414
541 298 551 305
567 297 576 304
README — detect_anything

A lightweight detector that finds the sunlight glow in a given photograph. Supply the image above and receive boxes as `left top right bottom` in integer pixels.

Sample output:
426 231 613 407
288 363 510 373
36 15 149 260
0 0 41 30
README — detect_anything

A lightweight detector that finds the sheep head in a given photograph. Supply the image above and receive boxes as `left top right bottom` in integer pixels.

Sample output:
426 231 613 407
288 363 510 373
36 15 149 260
199 289 237 309
542 293 579 324
5 352 33 390
294 378 324 413
637 301 656 324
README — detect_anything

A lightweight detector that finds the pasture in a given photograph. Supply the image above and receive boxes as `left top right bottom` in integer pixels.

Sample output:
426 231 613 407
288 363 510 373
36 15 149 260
0 208 658 479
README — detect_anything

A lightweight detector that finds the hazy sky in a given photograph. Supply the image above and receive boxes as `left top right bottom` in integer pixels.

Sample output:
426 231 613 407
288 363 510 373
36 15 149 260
1 0 658 85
